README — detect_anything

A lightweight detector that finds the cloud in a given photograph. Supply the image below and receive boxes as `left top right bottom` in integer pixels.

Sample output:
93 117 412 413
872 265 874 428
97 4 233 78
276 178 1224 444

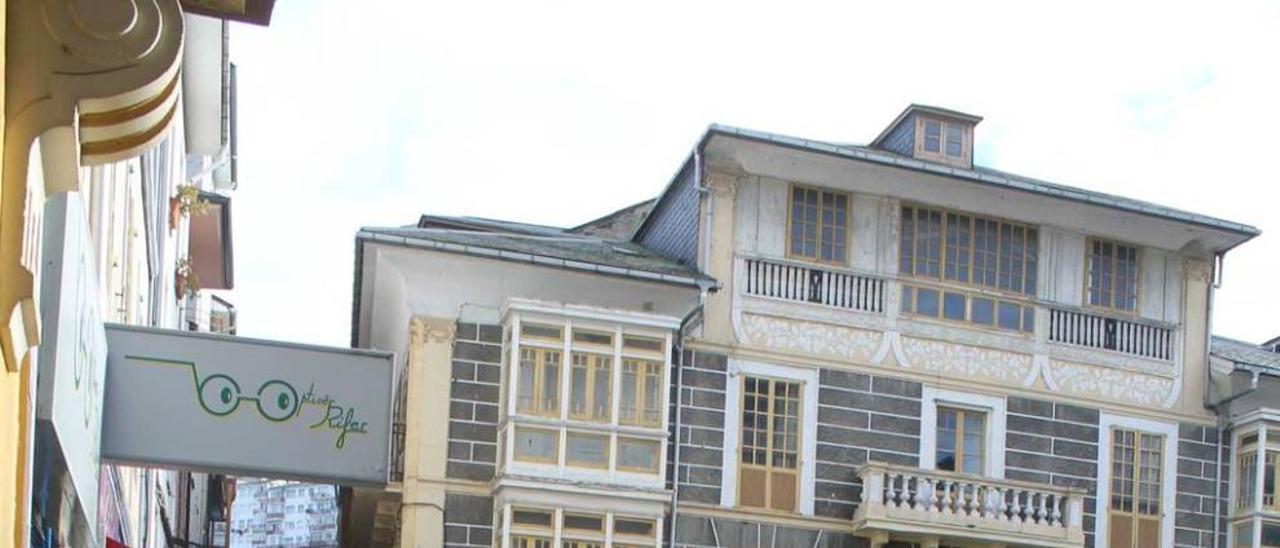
226 0 1280 345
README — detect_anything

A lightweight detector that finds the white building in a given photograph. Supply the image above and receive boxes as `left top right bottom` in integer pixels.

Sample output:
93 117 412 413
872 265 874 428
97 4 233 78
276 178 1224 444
230 480 339 548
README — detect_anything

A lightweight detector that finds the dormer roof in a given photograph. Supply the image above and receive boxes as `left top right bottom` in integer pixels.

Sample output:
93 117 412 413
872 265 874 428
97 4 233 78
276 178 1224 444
869 104 983 169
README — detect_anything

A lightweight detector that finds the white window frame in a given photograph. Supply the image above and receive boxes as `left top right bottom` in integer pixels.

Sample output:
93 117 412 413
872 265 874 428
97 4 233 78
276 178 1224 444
918 386 1006 478
1095 413 1178 548
720 359 819 516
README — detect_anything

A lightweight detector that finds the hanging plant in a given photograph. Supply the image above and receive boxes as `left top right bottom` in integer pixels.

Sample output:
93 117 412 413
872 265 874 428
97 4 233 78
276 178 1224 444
175 257 200 299
176 184 211 218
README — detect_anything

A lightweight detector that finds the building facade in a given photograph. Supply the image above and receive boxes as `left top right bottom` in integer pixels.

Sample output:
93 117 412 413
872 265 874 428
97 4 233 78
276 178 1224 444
2 2 269 546
230 480 340 548
348 104 1263 548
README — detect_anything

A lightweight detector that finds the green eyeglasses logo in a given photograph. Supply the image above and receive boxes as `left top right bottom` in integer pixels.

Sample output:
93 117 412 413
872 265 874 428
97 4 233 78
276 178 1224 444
129 355 368 449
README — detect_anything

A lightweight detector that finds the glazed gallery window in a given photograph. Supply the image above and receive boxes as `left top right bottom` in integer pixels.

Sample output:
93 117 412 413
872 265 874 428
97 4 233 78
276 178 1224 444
1237 431 1280 511
738 376 802 512
515 322 666 427
1109 429 1163 548
900 205 1039 295
1087 239 1139 312
936 407 985 475
789 185 849 264
503 508 657 548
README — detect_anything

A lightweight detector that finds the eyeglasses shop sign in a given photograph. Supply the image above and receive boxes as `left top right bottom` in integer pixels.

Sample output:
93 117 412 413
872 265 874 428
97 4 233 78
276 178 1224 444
101 325 394 485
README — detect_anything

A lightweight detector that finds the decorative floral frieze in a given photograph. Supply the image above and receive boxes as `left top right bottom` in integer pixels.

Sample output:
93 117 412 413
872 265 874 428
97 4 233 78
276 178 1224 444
739 313 882 363
897 335 1034 384
1044 359 1176 407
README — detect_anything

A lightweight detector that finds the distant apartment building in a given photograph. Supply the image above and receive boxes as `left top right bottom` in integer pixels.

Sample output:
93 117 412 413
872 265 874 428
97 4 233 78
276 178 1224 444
231 480 339 547
344 105 1270 548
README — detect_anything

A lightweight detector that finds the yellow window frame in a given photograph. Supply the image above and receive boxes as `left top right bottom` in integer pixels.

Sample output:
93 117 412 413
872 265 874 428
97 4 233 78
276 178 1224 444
738 375 802 513
517 346 562 418
936 406 985 475
786 184 850 265
568 352 612 423
899 204 1039 297
1108 428 1163 548
620 358 663 427
1085 237 1141 313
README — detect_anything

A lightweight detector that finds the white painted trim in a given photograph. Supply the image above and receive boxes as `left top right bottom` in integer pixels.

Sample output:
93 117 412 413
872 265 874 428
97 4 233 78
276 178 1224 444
503 298 684 329
918 386 1007 479
720 358 820 516
1094 413 1179 548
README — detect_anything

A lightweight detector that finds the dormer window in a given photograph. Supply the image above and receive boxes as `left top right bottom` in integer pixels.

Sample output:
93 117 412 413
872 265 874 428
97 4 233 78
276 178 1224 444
870 104 981 169
916 117 972 167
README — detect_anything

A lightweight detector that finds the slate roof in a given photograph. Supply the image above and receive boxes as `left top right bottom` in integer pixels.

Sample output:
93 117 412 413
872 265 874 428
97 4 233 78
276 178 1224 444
357 226 715 288
703 124 1260 238
416 214 567 236
1210 336 1280 374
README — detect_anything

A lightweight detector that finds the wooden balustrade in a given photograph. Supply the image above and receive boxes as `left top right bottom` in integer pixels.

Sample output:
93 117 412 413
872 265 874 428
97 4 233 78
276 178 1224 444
743 258 885 313
1048 307 1173 361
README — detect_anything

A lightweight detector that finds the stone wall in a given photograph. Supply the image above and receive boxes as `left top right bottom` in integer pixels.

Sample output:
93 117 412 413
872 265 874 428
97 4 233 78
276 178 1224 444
446 322 503 481
670 349 728 504
815 370 923 519
443 493 493 548
1175 423 1228 548
1005 396 1101 547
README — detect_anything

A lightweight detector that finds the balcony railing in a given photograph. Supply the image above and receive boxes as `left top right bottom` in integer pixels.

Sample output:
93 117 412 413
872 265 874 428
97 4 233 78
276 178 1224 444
853 463 1085 548
390 422 405 483
743 257 885 313
1048 307 1173 361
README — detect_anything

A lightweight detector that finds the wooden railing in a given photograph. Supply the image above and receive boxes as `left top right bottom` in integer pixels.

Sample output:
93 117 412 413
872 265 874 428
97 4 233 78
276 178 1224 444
743 257 885 314
1048 307 1174 361
854 463 1085 547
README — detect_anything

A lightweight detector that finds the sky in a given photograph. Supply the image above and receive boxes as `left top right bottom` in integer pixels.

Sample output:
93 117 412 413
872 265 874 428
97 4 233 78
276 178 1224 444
226 0 1280 348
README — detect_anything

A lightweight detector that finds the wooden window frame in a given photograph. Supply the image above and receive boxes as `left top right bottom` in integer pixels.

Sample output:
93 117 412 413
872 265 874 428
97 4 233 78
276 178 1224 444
935 406 986 475
564 431 611 470
900 204 1039 298
619 358 663 427
1108 428 1164 548
914 116 973 167
737 375 803 513
786 184 851 266
517 345 562 418
615 437 661 474
568 352 612 423
512 427 560 464
899 284 1036 334
1086 238 1141 313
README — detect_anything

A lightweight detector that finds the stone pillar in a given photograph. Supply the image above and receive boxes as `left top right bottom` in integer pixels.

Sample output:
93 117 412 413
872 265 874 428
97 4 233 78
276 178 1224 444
700 168 740 344
400 317 455 548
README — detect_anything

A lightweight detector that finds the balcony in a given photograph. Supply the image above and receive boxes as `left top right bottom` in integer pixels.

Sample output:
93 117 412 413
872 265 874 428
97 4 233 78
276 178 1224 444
389 422 405 483
743 257 886 313
740 256 1178 364
853 463 1085 548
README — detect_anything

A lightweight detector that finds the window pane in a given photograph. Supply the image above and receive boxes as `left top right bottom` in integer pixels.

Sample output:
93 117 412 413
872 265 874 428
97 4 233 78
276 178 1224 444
900 207 915 274
518 348 537 413
542 351 560 414
900 286 913 314
592 356 611 422
971 297 994 326
570 354 589 417
924 120 941 152
620 361 638 424
613 518 655 537
623 335 663 354
945 124 963 157
916 288 939 317
1262 522 1280 546
514 428 558 462
563 514 604 532
943 292 967 321
522 323 562 340
512 509 554 527
566 433 608 467
997 302 1021 331
617 438 660 472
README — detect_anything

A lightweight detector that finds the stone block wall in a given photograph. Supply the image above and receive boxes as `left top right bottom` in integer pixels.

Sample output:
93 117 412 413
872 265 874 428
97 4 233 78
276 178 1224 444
443 493 494 548
1175 423 1228 548
814 370 923 519
447 322 503 481
1004 396 1101 546
670 349 728 504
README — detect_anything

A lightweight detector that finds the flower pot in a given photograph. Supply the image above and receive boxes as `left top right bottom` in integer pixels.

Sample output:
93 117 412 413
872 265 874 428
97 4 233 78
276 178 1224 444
169 197 182 231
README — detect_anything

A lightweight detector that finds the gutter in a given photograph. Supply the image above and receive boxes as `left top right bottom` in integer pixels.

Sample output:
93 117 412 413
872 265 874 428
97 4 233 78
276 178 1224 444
669 301 704 548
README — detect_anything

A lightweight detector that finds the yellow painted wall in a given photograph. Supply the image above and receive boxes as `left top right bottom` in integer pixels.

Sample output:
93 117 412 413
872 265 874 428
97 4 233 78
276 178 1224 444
0 2 22 546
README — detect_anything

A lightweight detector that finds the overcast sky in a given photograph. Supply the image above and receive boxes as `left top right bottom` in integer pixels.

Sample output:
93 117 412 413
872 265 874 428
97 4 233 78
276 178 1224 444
225 0 1280 348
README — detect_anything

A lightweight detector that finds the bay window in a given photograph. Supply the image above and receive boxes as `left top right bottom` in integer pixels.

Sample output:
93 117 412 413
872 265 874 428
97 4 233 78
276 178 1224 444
505 306 672 478
500 507 659 548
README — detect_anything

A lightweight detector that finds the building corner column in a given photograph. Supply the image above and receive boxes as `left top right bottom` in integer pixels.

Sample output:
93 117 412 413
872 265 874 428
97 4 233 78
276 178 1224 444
400 316 455 547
